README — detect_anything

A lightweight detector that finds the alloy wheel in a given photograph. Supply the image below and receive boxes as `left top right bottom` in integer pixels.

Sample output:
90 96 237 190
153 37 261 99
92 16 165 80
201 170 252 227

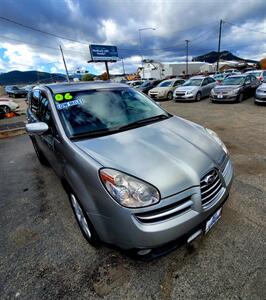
70 194 91 239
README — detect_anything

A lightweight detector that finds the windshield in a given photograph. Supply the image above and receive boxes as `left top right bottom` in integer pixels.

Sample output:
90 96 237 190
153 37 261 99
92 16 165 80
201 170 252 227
223 76 245 85
139 81 151 88
54 88 168 138
214 75 225 80
183 79 202 86
248 72 261 77
158 81 172 87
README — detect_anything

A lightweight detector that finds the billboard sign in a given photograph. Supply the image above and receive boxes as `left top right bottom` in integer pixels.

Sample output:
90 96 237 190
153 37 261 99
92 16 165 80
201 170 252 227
89 45 118 62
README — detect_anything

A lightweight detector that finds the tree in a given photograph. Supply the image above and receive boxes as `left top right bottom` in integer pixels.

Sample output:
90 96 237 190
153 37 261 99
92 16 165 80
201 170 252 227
81 73 94 81
259 58 266 70
100 72 109 81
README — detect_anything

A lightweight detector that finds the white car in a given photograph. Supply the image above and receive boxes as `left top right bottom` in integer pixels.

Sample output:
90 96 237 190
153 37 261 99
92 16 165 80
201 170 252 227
0 98 19 113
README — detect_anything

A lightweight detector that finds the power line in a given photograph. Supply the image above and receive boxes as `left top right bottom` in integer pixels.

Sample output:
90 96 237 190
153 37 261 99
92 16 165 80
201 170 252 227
223 20 266 34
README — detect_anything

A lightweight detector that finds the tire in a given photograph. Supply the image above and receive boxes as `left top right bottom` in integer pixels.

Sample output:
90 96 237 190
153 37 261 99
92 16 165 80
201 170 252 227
1 105 11 113
31 137 50 166
237 93 244 103
195 92 201 101
69 192 100 247
167 91 173 100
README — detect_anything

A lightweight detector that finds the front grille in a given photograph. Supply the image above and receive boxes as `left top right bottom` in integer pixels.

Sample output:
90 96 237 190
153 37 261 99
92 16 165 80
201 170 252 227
200 169 223 207
135 196 192 223
175 92 185 96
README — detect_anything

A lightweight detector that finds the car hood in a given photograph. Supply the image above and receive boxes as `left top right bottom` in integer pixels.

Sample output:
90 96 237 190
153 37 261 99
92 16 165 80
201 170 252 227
74 117 226 198
213 85 241 92
149 87 171 93
175 86 198 92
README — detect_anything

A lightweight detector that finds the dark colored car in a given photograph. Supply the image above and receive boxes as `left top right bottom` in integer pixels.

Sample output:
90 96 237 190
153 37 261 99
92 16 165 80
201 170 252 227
210 74 260 103
5 86 27 98
137 80 162 94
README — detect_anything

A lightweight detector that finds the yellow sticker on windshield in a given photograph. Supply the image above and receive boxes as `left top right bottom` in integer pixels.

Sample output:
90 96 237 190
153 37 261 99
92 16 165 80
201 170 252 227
55 93 73 101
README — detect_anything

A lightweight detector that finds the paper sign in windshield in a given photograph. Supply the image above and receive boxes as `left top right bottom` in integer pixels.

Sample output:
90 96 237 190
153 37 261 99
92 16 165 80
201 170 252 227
56 99 83 110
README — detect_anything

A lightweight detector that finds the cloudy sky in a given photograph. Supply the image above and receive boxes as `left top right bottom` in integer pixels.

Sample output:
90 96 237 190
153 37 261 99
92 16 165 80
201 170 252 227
0 0 265 76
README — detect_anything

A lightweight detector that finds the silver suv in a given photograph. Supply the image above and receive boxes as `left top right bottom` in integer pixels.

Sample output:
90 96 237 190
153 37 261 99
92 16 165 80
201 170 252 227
26 82 233 256
174 76 216 101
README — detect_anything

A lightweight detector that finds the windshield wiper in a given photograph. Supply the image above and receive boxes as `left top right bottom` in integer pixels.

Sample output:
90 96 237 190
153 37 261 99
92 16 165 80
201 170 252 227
117 114 170 130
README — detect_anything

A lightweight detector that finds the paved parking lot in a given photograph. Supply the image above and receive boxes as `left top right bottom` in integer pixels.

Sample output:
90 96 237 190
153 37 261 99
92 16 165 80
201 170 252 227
0 97 265 299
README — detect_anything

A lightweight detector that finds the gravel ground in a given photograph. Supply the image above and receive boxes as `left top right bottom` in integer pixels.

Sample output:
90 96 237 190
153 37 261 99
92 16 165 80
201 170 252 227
0 97 265 299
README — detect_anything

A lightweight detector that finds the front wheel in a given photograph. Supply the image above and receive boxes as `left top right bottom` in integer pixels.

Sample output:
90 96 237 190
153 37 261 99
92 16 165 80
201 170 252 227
69 193 100 247
195 92 201 101
31 137 50 166
1 105 11 113
167 91 173 100
237 93 244 103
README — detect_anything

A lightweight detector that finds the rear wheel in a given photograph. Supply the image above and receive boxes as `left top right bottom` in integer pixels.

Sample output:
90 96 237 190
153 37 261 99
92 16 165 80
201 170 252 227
69 193 100 247
196 92 201 101
167 91 173 100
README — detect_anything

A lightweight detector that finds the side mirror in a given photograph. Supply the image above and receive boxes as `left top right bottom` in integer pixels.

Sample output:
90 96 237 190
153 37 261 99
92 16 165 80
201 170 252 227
26 122 49 135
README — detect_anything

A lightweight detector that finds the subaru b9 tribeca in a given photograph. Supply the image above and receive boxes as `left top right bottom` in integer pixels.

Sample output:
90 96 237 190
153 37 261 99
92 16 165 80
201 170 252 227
26 82 233 254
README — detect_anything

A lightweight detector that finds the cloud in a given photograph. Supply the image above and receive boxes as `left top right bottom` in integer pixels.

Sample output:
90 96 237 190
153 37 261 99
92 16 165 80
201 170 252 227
0 0 265 74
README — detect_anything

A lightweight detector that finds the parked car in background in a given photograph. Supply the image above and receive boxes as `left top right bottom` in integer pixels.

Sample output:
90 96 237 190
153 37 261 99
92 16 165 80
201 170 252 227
210 74 260 103
245 70 266 83
223 69 240 75
22 84 35 92
148 78 185 100
174 76 216 101
137 79 162 94
0 98 19 113
254 80 266 105
127 80 145 88
5 85 27 98
25 82 233 255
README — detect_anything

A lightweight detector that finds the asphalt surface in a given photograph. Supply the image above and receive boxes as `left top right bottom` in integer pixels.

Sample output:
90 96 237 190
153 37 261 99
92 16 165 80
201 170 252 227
0 97 265 299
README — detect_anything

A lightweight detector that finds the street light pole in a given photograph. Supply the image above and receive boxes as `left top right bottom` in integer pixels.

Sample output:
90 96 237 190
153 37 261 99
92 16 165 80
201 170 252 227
185 40 190 77
138 27 156 79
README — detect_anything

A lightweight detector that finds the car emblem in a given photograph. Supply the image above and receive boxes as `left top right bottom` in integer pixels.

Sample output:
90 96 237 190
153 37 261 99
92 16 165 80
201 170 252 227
203 171 217 186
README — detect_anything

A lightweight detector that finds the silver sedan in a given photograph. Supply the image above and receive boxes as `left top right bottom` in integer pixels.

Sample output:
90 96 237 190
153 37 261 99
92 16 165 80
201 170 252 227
26 82 233 256
174 76 216 101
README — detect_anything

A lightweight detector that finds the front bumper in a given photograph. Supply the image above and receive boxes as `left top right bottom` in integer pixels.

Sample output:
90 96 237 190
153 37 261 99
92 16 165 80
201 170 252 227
174 93 196 101
149 93 166 99
90 159 233 250
254 91 266 103
210 94 238 102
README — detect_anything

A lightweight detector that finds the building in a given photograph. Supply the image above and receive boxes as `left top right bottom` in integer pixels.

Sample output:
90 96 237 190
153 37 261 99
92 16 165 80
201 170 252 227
141 60 215 79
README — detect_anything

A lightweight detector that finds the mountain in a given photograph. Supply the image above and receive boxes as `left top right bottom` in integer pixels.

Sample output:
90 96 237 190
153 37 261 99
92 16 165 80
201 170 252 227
0 70 66 85
192 51 258 64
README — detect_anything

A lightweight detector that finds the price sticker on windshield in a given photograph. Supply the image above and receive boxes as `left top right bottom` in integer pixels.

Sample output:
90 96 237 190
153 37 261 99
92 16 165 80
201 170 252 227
56 99 83 110
55 93 73 102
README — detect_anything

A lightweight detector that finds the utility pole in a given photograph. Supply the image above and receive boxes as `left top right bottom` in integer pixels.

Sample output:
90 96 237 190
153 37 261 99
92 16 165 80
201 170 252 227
138 27 156 79
216 20 223 72
185 40 190 77
121 57 126 75
59 45 70 83
105 61 110 80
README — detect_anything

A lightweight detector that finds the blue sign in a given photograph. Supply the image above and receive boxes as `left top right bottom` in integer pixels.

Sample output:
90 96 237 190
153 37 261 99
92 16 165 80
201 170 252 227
90 45 118 62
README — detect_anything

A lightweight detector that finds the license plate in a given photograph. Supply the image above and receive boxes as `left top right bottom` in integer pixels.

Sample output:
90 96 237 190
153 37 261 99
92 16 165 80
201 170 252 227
217 94 223 98
205 207 222 233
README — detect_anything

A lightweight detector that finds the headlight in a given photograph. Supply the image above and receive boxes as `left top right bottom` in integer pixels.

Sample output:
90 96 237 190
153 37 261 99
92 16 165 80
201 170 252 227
99 169 160 208
186 90 195 95
206 128 228 154
228 88 240 96
256 88 263 93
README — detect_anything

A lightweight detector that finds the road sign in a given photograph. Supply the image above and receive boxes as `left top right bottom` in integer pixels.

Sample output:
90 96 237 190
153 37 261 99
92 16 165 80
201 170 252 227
89 45 118 62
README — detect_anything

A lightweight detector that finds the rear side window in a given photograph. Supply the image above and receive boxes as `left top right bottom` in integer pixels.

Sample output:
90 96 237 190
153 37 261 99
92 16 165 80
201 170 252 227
208 77 215 83
30 89 41 115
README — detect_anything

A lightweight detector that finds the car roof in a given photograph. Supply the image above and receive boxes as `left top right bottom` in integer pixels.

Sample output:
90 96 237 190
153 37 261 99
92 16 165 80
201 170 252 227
37 81 129 93
190 76 206 79
227 74 247 78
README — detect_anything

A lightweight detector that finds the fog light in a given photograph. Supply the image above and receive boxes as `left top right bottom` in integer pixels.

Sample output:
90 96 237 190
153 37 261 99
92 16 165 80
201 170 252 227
137 249 152 256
